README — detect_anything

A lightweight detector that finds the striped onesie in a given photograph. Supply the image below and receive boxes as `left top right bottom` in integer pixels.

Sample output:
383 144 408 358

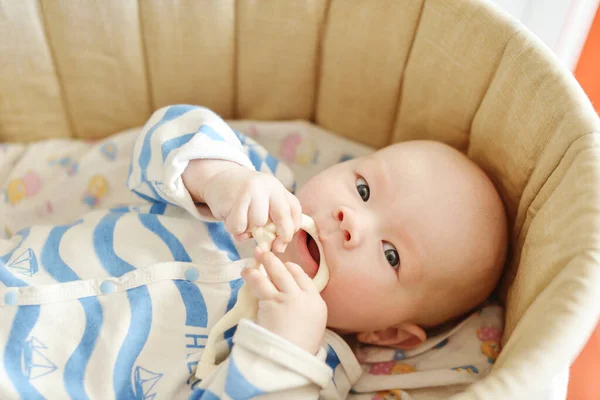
0 105 362 400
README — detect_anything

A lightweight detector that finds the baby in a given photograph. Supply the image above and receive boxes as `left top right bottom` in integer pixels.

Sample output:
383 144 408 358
185 132 508 356
0 105 507 400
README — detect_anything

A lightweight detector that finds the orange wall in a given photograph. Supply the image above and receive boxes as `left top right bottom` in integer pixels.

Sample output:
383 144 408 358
569 327 600 400
569 7 600 400
575 6 600 114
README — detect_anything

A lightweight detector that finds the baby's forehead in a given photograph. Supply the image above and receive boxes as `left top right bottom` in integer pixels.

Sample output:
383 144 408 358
368 144 421 172
372 142 473 183
374 141 449 164
362 146 431 186
367 143 479 222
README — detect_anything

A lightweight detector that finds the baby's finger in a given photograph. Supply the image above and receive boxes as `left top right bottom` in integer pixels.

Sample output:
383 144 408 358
285 262 316 292
225 195 251 236
287 191 302 235
247 196 269 231
254 246 265 261
234 232 251 241
270 195 294 253
241 268 279 299
259 251 298 293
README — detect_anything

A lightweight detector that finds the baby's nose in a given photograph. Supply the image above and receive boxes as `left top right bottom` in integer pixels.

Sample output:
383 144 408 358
335 208 362 249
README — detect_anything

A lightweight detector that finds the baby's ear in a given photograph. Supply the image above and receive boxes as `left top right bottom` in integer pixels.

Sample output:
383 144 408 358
356 323 426 350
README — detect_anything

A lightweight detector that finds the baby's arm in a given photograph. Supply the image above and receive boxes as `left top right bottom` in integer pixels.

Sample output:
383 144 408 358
127 105 299 250
127 105 255 218
191 319 333 399
192 249 333 398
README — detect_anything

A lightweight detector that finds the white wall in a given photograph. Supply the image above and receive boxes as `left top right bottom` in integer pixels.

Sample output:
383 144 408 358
487 0 599 70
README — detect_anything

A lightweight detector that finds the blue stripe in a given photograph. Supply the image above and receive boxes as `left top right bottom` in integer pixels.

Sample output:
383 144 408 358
173 281 208 328
0 228 30 287
65 298 103 400
93 213 135 277
233 130 247 145
265 154 279 174
225 279 243 313
247 146 263 171
4 305 43 400
325 345 341 371
41 220 102 400
139 105 195 172
138 215 191 262
197 124 225 142
41 221 83 282
160 124 225 165
109 206 130 213
225 356 264 399
189 388 220 400
149 202 167 215
138 105 196 204
93 213 153 398
224 279 243 340
138 214 207 327
161 133 194 163
113 287 153 399
204 223 240 261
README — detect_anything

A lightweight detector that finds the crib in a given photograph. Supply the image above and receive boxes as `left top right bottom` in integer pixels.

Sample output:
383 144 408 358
1 0 599 398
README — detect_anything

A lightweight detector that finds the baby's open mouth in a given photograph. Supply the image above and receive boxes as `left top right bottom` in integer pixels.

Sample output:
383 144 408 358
306 232 321 266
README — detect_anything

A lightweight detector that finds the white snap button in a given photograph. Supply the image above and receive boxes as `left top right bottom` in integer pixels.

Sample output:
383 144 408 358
100 280 116 294
184 267 199 282
4 292 18 306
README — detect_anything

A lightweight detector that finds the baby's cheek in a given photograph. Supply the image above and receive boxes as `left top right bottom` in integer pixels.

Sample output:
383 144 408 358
322 274 384 328
298 173 342 201
298 179 327 201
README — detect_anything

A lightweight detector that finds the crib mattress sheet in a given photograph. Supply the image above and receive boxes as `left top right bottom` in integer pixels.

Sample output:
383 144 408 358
0 120 508 399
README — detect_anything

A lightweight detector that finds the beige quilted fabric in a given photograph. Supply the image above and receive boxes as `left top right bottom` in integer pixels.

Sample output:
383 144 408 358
1 0 599 398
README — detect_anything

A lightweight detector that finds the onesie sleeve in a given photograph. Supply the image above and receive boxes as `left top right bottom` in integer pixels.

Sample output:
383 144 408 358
127 105 295 220
191 319 334 399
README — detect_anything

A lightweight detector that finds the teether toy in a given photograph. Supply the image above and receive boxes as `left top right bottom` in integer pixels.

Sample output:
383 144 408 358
195 214 329 379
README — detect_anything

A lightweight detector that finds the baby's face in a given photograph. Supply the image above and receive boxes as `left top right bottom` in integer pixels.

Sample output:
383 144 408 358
280 141 506 334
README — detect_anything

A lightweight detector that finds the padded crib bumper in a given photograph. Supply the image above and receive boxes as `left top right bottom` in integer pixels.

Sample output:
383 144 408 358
1 0 600 398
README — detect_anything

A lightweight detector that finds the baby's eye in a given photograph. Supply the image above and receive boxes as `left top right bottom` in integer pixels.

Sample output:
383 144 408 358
383 242 400 269
355 176 370 202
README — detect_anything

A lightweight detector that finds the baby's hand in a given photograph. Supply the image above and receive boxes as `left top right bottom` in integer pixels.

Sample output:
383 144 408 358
242 249 327 355
203 166 301 252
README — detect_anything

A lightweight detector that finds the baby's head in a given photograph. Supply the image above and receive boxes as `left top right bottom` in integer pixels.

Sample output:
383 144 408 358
280 140 508 349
